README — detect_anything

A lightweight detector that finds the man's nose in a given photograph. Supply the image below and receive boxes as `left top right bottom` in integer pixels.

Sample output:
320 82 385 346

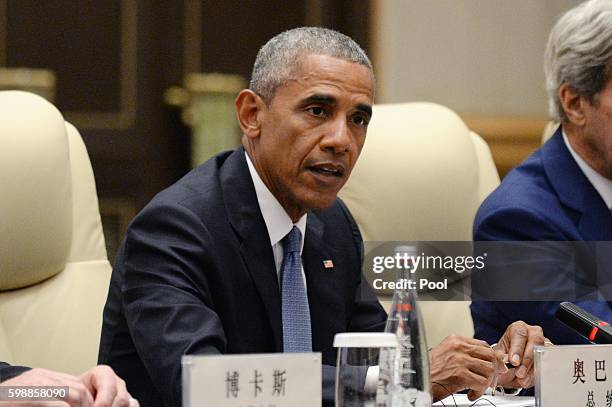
321 117 351 153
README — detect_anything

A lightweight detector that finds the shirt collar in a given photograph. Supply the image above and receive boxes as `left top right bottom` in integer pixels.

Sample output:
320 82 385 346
562 128 612 211
245 151 307 250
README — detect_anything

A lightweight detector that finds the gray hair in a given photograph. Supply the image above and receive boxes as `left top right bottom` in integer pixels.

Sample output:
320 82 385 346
544 0 612 122
249 27 373 103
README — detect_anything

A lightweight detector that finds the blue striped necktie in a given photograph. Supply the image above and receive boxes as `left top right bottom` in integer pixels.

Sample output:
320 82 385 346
281 226 312 352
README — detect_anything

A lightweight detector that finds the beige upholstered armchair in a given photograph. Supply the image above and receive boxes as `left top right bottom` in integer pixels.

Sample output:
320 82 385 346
339 102 500 347
0 91 111 375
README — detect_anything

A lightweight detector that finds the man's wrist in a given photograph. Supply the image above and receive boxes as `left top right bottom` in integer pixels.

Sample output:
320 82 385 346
431 381 457 402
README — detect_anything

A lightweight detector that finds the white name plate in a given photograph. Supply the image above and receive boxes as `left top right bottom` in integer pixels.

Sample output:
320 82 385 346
182 353 322 407
535 344 612 407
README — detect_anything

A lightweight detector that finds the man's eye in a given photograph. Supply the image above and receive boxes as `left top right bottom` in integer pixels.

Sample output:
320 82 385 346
307 106 326 117
352 114 369 127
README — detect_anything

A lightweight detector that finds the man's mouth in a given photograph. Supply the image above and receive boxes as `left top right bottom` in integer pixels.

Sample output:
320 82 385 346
307 163 345 178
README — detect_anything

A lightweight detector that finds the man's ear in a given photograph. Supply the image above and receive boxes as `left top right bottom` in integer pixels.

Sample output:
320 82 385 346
235 89 265 139
559 83 587 126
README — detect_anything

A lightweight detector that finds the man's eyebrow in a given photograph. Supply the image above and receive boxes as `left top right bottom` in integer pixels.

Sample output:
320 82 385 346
301 94 337 106
356 104 372 118
301 94 372 117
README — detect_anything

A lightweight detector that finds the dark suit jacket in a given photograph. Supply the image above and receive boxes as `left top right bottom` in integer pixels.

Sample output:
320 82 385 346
471 127 612 346
98 147 387 407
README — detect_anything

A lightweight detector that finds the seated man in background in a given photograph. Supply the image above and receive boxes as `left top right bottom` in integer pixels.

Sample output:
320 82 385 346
0 362 135 406
99 27 545 406
472 0 612 346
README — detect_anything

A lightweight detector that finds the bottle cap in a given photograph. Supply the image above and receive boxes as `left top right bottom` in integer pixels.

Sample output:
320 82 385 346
333 332 398 348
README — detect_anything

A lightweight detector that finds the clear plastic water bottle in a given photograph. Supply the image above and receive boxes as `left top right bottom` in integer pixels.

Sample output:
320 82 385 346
377 245 431 406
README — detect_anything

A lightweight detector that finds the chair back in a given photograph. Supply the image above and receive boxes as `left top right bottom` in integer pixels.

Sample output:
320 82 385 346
0 91 111 374
340 102 500 346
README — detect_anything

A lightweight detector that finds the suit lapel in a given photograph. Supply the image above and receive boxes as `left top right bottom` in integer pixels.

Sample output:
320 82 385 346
303 213 333 296
542 128 612 240
238 231 283 350
220 147 283 350
578 188 612 240
303 213 347 348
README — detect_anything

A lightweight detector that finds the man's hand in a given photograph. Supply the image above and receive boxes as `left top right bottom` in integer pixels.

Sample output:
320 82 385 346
430 335 506 401
80 365 136 407
0 366 137 407
0 368 94 406
494 321 548 389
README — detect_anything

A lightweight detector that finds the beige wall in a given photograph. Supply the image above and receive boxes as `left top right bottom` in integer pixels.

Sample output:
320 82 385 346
372 0 579 116
370 0 580 176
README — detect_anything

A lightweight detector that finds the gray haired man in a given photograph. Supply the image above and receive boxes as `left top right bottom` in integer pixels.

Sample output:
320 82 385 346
472 0 612 381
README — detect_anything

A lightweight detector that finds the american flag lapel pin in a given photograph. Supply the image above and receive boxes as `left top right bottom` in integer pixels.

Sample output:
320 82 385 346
323 260 334 269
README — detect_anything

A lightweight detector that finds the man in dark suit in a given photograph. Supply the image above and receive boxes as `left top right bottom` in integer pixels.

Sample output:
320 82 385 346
99 27 386 407
472 0 612 348
100 27 545 406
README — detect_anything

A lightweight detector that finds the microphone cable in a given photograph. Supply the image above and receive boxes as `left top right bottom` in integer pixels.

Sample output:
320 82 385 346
433 381 503 407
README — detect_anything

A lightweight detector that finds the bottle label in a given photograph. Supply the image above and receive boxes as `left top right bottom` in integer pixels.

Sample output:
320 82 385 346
392 388 432 406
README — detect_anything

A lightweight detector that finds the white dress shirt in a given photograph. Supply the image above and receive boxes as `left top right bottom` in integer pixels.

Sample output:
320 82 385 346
562 130 612 211
245 152 308 285
246 152 382 387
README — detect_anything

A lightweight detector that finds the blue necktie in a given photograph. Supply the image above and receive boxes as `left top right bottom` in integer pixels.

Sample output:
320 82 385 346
281 226 312 352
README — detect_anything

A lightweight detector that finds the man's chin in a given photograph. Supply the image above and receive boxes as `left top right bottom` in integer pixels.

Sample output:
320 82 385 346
303 195 339 213
286 186 342 215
